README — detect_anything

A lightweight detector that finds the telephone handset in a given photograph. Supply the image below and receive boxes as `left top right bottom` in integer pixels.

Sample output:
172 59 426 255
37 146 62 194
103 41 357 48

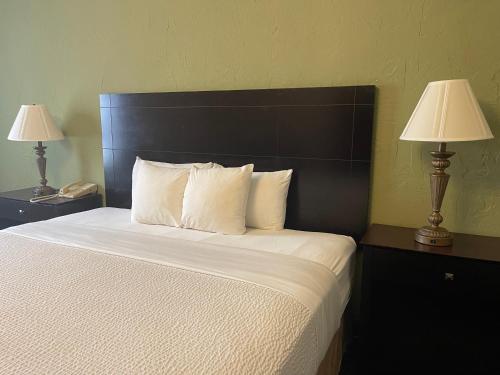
30 181 98 203
59 181 98 199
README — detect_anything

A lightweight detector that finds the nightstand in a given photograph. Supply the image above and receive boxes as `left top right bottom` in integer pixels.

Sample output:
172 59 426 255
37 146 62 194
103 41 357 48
0 188 102 230
360 224 500 374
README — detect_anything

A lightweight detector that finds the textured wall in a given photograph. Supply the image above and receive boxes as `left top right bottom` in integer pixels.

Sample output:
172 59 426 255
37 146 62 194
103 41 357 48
0 0 499 236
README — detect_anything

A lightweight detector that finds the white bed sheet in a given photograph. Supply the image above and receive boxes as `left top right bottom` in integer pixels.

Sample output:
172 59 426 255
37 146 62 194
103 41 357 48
51 207 356 312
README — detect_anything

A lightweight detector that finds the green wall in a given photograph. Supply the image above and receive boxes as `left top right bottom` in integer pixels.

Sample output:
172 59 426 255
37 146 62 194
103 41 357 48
1 0 499 236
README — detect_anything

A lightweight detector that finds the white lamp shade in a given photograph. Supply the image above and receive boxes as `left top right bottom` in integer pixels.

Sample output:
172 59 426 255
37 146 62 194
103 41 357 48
400 79 494 142
8 104 64 142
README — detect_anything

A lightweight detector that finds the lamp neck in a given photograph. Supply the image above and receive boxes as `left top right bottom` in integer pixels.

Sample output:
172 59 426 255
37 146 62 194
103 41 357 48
438 142 447 152
34 141 46 157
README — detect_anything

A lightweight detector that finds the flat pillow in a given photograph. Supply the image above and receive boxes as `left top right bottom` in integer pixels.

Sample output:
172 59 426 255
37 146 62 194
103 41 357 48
246 170 293 230
132 157 215 188
181 164 254 235
131 161 190 227
145 160 217 169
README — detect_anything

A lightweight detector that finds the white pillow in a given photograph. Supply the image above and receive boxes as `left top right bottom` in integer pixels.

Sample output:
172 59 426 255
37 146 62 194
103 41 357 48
181 164 254 235
132 157 215 187
131 161 190 227
246 170 293 230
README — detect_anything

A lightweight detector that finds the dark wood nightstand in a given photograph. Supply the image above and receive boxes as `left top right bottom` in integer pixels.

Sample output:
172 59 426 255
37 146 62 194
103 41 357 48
0 188 102 230
360 224 500 374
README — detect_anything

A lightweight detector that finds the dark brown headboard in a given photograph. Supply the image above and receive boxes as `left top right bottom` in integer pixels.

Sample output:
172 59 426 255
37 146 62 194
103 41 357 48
100 86 375 240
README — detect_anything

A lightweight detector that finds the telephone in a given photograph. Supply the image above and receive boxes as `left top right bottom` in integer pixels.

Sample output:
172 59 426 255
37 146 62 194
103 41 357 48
59 181 98 199
30 181 97 203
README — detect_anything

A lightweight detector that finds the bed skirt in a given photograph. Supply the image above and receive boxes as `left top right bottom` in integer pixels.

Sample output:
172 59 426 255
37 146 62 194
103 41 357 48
317 318 344 375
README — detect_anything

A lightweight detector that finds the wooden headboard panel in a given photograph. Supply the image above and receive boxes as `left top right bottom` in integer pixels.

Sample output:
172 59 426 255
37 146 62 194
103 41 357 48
100 86 375 240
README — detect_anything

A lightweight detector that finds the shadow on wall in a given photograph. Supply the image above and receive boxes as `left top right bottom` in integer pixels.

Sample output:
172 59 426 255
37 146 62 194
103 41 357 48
445 101 499 235
50 111 101 186
366 85 381 225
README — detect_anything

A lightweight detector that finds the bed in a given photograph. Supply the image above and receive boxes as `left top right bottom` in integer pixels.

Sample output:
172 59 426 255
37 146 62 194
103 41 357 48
0 86 375 374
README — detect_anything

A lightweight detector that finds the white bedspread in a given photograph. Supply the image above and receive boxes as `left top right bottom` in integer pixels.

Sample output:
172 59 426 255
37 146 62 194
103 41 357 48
0 208 355 374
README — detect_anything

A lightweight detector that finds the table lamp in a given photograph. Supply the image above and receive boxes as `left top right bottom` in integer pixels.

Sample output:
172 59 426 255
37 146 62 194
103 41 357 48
400 79 494 246
8 104 64 197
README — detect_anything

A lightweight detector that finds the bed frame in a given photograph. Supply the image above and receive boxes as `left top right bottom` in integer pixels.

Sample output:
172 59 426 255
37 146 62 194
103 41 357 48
99 86 375 240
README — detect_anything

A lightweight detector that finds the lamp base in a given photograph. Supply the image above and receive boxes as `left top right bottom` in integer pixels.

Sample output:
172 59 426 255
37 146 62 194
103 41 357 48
415 225 453 247
33 185 57 197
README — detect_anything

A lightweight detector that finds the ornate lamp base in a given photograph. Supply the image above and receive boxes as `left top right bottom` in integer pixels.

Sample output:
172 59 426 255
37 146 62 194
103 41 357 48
415 142 455 247
415 225 453 247
32 141 56 197
33 185 57 197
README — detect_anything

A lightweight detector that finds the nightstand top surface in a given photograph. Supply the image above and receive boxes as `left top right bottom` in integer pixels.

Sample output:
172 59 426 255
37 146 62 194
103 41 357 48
0 188 99 206
361 224 500 263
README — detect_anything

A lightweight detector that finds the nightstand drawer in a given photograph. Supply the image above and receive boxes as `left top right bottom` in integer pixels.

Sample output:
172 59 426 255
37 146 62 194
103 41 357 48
368 246 476 293
0 199 56 223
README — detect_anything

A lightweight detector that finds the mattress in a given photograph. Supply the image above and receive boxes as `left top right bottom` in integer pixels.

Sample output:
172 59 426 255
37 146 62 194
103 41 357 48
0 207 355 374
